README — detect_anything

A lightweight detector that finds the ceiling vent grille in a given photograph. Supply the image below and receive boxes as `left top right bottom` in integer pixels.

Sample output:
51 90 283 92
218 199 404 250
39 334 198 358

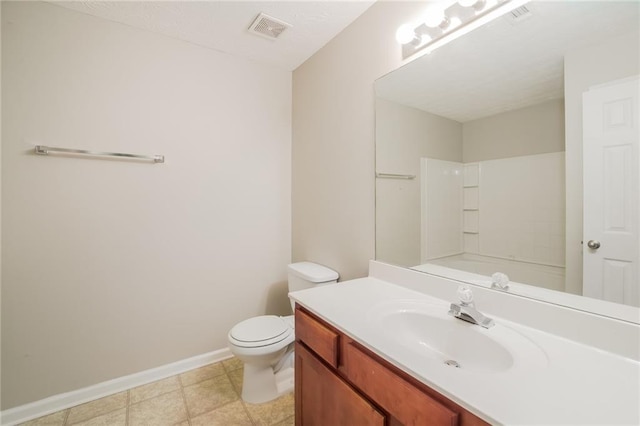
248 13 292 40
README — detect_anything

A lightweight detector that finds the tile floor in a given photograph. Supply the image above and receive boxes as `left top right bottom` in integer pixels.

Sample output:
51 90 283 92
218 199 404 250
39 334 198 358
20 357 294 426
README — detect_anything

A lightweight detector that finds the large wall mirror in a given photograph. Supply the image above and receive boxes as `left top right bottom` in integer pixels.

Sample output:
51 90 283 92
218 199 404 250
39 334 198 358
375 1 640 322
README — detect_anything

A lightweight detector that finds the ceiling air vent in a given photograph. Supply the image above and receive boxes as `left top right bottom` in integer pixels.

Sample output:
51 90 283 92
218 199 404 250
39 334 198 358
504 5 534 25
248 13 292 40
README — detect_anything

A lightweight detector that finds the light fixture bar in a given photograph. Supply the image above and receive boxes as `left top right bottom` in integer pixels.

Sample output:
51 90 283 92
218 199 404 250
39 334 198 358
400 0 531 59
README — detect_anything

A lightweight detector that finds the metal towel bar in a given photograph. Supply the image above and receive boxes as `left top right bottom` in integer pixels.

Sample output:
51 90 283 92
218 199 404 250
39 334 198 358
375 172 415 180
34 145 164 163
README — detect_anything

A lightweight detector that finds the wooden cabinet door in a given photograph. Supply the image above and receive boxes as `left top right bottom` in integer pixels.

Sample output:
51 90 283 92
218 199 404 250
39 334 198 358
295 342 385 426
345 342 458 426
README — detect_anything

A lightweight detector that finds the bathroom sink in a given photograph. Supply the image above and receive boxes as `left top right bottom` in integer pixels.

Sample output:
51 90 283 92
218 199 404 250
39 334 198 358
369 300 548 373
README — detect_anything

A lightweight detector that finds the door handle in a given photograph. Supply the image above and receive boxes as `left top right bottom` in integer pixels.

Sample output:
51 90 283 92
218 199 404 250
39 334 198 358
587 240 601 249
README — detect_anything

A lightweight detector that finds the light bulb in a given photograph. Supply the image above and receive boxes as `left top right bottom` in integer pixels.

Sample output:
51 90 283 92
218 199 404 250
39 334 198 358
395 23 417 45
424 10 446 28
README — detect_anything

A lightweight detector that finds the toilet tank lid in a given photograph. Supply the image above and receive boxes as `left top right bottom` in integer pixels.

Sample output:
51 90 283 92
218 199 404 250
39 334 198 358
288 262 339 283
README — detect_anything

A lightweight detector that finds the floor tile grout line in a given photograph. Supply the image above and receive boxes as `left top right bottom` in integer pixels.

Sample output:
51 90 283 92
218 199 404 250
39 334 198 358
221 358 243 374
177 371 192 424
125 390 130 426
64 394 129 426
128 376 183 407
181 364 228 389
186 374 245 423
223 368 260 426
223 365 259 425
240 399 260 426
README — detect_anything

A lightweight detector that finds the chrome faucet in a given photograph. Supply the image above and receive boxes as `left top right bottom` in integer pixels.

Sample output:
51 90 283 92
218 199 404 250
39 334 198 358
448 286 494 328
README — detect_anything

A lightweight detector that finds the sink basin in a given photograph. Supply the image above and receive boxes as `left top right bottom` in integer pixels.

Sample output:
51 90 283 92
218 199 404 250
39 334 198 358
369 299 548 373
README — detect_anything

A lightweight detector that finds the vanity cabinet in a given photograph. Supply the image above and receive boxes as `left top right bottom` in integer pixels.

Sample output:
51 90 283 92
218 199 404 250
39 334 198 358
296 343 386 425
294 305 488 426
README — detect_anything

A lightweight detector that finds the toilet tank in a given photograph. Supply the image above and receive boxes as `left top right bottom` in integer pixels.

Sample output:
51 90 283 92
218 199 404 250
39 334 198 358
287 262 339 295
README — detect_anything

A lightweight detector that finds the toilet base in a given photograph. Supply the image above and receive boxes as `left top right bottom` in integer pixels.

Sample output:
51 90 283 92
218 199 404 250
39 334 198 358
241 364 294 404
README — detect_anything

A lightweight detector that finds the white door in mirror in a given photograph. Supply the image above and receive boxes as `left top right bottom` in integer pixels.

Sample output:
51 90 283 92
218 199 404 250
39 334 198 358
583 75 639 307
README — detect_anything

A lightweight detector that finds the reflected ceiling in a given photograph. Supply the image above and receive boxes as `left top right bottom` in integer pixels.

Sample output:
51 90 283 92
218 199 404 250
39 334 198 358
376 2 640 122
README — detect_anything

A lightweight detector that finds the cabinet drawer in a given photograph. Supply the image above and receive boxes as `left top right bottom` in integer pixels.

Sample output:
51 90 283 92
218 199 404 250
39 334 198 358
345 343 458 426
295 307 339 368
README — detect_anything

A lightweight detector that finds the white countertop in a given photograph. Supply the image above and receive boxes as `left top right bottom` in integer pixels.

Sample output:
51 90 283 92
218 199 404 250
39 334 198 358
290 277 640 425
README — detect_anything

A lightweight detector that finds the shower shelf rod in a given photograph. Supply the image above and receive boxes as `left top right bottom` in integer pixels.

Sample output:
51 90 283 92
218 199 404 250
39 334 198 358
34 145 164 163
375 172 415 180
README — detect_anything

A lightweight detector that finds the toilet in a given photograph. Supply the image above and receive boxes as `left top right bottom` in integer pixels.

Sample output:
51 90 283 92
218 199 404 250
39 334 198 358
227 262 339 404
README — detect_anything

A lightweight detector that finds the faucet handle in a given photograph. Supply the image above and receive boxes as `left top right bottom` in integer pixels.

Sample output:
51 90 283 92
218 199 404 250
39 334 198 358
456 285 474 305
491 272 510 291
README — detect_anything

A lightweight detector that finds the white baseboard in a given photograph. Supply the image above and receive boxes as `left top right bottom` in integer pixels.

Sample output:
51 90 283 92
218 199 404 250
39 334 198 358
1 348 233 426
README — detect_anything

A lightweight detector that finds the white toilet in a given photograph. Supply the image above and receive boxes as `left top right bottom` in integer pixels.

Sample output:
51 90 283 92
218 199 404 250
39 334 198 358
227 262 339 404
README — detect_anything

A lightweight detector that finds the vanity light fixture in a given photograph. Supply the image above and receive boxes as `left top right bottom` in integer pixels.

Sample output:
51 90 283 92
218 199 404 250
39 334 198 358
424 9 449 29
396 0 530 58
395 23 421 45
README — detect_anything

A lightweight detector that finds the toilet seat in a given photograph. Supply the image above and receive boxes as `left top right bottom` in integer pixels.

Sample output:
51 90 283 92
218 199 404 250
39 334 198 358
229 315 293 348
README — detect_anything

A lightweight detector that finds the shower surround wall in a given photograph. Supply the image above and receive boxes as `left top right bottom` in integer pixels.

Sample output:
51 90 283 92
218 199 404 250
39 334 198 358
479 153 565 266
1 1 291 409
421 153 566 268
376 98 565 268
420 158 463 261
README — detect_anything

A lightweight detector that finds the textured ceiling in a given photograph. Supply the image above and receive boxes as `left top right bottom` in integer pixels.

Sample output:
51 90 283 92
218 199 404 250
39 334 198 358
50 1 375 71
375 1 640 123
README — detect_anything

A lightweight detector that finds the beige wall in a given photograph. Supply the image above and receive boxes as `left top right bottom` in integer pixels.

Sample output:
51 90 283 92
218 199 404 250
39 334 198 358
375 99 462 267
376 99 463 172
292 1 434 280
564 30 640 295
1 1 291 409
463 99 565 162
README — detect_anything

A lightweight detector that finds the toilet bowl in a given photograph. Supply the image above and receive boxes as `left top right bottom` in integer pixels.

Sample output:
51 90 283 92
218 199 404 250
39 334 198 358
227 262 338 404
